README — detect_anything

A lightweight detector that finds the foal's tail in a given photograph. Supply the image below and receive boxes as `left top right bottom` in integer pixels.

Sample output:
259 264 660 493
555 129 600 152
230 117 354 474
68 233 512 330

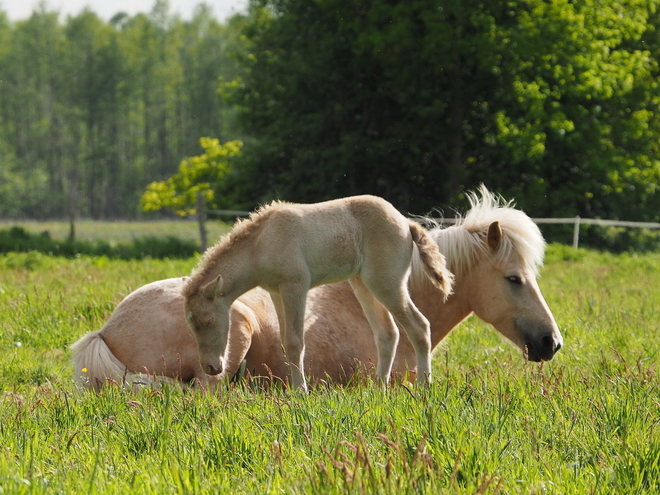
70 331 171 391
409 220 454 300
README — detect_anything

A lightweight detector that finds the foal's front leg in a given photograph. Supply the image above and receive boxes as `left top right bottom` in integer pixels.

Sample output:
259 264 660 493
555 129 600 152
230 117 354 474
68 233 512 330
278 282 310 393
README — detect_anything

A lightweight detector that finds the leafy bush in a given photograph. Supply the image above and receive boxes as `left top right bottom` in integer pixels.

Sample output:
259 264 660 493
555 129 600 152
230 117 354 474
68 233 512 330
0 226 198 260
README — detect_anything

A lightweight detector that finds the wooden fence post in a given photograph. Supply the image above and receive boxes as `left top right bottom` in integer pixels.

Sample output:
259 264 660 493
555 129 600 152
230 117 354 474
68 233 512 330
572 215 580 249
197 191 208 253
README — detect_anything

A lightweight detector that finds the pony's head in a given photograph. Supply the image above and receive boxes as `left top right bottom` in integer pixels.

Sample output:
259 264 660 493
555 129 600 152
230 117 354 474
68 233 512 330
430 185 563 361
183 275 230 376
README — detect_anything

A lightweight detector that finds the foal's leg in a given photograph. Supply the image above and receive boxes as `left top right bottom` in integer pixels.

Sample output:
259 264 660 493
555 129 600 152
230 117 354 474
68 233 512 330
360 277 433 384
269 292 287 346
349 277 400 385
277 282 310 392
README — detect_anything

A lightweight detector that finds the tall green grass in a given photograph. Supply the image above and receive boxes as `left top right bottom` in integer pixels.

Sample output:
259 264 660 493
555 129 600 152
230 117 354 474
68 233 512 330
0 220 234 259
0 219 231 244
0 245 658 493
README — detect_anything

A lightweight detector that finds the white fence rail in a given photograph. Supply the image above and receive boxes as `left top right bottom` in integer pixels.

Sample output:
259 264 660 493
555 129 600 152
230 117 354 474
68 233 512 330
419 216 660 250
534 217 660 249
194 194 660 251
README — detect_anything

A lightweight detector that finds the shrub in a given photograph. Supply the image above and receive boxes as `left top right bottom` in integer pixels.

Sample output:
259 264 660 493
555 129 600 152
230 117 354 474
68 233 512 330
0 227 198 260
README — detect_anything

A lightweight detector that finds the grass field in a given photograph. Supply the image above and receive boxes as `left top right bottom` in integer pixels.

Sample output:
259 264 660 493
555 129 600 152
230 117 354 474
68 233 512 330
0 244 658 493
0 219 233 244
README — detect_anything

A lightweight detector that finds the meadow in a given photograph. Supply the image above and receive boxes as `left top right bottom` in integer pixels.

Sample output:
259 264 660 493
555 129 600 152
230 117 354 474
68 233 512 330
0 241 658 493
0 219 231 244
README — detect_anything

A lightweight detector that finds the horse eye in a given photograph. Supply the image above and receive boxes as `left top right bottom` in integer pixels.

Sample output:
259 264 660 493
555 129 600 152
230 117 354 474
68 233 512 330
206 317 215 327
507 275 522 284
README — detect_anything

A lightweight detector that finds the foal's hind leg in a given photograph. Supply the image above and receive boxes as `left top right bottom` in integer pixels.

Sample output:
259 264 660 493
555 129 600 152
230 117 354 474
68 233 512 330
349 277 400 385
359 277 433 384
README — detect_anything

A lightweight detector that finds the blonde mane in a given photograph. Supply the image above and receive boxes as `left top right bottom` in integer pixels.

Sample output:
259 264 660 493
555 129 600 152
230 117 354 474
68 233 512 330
183 200 291 298
412 185 545 284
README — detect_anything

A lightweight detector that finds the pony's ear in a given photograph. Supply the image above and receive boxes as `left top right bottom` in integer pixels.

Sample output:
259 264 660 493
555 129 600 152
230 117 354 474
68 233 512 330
487 221 502 251
202 275 223 300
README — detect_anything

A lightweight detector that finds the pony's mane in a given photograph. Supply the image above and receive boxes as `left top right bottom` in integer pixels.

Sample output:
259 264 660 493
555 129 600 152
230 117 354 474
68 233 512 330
413 185 545 284
183 200 291 298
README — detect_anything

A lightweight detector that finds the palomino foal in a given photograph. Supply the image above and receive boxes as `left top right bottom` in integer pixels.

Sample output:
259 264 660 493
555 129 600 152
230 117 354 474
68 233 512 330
182 195 453 391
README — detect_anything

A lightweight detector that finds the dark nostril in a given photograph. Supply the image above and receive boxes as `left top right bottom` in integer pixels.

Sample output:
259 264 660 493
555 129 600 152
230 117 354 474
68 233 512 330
207 363 222 375
541 334 561 353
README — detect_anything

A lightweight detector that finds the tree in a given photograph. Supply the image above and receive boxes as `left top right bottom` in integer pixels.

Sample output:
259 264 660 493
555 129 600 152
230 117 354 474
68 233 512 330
0 2 243 220
475 0 660 219
141 137 242 216
228 0 660 218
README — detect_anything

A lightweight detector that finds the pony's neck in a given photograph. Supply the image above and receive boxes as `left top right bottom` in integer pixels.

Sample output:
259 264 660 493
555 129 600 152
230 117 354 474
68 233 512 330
409 225 477 347
410 273 473 349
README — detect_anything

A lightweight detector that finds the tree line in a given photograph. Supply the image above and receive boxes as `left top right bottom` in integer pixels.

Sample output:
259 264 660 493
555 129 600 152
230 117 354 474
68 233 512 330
225 0 660 221
0 0 241 220
2 0 660 225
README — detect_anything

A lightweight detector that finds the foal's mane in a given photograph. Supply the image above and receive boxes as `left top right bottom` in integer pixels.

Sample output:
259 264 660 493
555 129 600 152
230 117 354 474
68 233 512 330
183 200 290 297
415 185 545 282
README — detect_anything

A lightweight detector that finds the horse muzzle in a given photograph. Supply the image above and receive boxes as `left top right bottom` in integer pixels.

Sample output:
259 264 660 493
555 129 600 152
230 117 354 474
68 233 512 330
524 332 563 362
204 362 223 376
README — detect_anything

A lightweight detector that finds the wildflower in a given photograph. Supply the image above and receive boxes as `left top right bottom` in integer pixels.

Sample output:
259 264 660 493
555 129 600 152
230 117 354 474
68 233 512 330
15 342 22 347
82 368 88 373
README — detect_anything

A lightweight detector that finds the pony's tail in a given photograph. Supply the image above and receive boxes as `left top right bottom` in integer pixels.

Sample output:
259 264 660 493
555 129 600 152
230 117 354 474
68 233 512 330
409 220 454 300
70 331 129 391
71 332 183 392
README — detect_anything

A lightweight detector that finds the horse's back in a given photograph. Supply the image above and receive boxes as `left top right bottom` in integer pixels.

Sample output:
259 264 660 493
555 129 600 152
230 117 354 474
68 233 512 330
99 277 203 381
252 199 364 286
257 195 412 285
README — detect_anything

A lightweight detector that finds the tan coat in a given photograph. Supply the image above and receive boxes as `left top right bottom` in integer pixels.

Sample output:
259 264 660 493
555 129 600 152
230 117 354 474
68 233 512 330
72 187 563 391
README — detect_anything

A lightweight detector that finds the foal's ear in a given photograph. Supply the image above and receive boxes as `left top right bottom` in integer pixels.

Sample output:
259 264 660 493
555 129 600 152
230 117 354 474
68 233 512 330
487 221 502 251
202 275 224 300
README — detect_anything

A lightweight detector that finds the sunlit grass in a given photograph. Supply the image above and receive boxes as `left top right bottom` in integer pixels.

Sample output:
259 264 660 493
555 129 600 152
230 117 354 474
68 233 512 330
0 244 658 493
0 219 233 244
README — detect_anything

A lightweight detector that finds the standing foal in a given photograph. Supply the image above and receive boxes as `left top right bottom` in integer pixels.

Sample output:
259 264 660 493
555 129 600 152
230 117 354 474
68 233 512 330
183 195 453 391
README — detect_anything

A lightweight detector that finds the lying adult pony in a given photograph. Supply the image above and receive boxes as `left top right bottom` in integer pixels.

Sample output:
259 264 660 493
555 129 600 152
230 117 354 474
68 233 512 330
72 187 563 390
183 195 453 391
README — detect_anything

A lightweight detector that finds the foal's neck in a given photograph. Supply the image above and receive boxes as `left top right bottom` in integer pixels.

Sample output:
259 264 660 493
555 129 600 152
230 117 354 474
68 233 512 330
198 242 257 300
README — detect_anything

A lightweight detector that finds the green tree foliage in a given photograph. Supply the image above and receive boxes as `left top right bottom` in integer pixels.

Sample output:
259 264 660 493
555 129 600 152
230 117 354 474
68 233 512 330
228 0 660 219
1 0 660 224
141 137 242 215
0 1 241 219
480 0 660 218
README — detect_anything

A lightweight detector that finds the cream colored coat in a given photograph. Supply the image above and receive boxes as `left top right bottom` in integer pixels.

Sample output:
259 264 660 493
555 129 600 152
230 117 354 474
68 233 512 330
72 187 563 390
182 195 453 390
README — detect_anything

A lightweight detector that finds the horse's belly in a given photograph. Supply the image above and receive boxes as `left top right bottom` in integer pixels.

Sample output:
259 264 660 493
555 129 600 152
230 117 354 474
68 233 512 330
310 261 359 287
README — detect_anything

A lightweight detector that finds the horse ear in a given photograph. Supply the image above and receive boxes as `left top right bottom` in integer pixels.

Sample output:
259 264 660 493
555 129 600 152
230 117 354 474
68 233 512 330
487 221 502 251
202 275 223 300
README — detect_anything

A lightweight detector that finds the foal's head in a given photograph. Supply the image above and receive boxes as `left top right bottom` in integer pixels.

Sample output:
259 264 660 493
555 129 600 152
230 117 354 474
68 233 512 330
183 275 229 376
182 209 274 376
